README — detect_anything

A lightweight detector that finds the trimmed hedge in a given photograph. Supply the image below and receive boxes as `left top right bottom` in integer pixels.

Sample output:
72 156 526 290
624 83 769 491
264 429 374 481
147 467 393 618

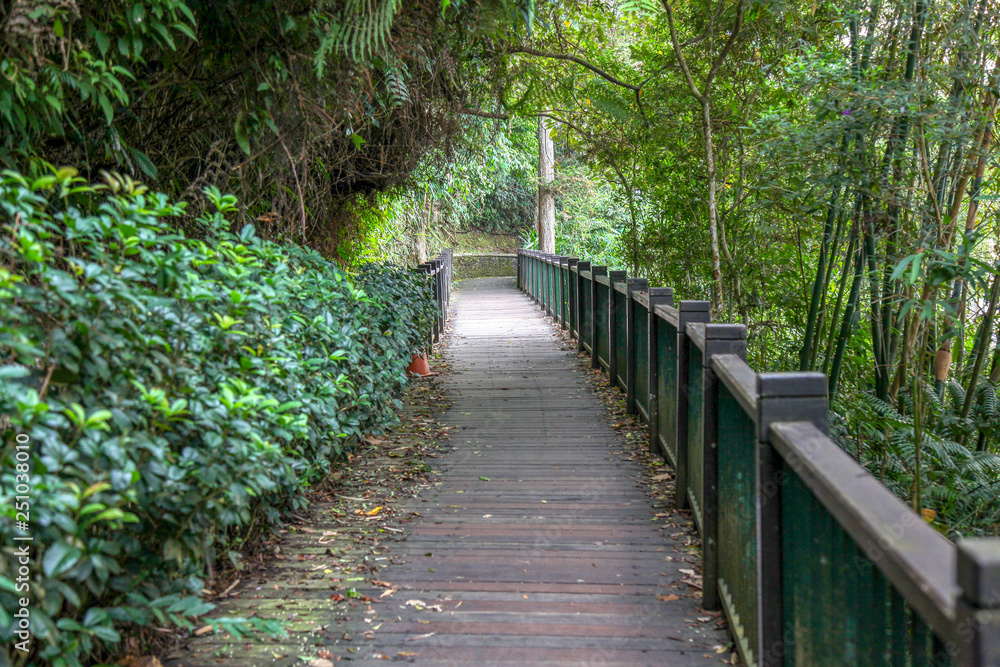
0 169 435 666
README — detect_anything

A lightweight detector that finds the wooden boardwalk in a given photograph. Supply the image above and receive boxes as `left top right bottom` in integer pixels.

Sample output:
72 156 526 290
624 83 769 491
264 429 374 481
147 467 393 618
366 277 729 665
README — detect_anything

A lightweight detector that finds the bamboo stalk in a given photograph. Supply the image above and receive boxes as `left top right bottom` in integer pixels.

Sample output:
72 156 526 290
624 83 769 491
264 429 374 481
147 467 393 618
958 264 1000 447
829 222 866 401
822 226 858 377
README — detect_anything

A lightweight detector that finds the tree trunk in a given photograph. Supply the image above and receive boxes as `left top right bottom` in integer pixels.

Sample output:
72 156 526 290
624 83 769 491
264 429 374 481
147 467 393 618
701 99 725 315
663 0 745 316
537 116 556 253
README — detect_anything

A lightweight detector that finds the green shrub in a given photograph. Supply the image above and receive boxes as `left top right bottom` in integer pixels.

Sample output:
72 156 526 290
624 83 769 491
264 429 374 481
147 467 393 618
0 168 435 666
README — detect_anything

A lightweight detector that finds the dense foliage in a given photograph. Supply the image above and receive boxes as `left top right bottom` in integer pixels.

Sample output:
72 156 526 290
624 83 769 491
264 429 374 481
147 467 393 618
0 0 533 247
0 168 434 666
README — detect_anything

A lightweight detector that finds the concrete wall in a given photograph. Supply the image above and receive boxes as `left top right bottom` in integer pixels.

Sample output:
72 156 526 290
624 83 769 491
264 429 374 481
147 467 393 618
453 253 517 281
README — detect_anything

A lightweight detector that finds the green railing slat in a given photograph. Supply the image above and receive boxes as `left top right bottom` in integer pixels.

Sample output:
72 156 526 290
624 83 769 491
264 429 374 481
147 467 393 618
634 305 649 417
779 459 956 667
596 282 610 370
657 319 678 465
718 381 758 662
686 343 704 530
614 289 627 389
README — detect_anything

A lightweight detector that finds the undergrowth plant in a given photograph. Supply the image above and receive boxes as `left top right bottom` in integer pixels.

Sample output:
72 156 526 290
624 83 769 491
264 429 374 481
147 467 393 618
0 167 435 666
832 382 1000 537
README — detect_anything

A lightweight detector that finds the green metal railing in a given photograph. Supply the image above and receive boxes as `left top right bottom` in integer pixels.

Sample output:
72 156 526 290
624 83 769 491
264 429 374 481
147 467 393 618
714 355 761 664
686 339 706 531
655 312 680 465
560 259 572 328
773 419 964 666
613 283 628 390
579 267 595 353
569 260 580 336
631 292 650 421
517 249 1000 667
417 249 452 346
594 275 611 371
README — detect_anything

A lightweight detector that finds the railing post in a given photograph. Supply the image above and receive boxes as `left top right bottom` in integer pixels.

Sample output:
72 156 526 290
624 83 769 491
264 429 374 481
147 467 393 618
674 301 711 510
530 250 535 297
537 253 545 308
554 255 563 321
553 256 560 322
624 278 648 413
565 258 578 330
535 252 543 306
590 266 608 369
549 255 558 317
646 288 674 452
524 251 529 294
553 256 560 317
956 539 1000 666
525 251 532 297
689 323 747 611
544 254 552 314
533 251 540 301
755 372 827 666
544 254 555 315
531 251 539 303
574 261 591 343
607 270 627 387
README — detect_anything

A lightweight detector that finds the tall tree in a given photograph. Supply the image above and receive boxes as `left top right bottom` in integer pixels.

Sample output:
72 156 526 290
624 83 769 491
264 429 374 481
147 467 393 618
663 0 748 315
537 115 556 253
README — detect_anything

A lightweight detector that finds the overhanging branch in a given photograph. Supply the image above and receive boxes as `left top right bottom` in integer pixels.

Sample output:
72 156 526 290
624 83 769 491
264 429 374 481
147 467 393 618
507 46 641 92
460 107 510 120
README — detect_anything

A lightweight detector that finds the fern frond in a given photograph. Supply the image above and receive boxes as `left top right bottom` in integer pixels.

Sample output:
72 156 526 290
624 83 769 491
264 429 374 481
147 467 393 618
384 64 410 107
314 0 403 72
975 382 998 419
946 380 965 409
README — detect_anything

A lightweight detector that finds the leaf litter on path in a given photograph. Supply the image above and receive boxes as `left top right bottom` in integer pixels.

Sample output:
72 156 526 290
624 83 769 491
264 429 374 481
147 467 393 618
165 343 456 665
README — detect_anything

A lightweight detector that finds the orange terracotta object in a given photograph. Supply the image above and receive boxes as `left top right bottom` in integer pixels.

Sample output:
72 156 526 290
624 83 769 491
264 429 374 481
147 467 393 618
406 351 432 376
